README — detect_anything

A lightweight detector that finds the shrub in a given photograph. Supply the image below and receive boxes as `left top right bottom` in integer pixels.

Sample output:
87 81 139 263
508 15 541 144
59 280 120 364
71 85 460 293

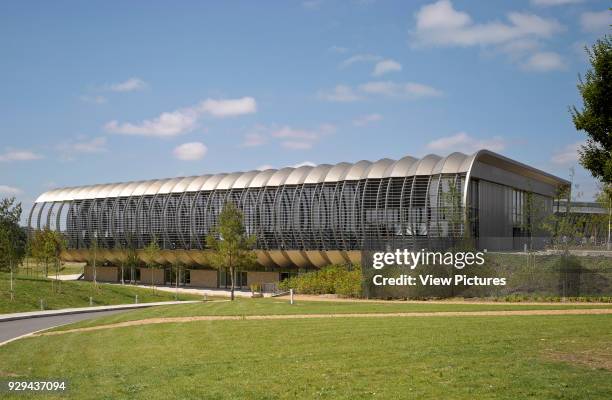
278 264 362 297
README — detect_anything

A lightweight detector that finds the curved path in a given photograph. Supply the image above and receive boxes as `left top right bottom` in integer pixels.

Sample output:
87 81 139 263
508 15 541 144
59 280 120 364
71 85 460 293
33 308 612 338
0 310 131 346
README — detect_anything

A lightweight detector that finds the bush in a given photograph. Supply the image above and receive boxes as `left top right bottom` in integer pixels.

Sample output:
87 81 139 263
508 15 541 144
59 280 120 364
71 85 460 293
278 264 362 297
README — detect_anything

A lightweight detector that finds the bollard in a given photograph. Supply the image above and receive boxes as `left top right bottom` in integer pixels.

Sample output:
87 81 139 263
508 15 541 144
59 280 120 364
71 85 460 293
135 295 139 304
204 294 207 301
89 297 93 306
290 288 294 305
40 299 44 311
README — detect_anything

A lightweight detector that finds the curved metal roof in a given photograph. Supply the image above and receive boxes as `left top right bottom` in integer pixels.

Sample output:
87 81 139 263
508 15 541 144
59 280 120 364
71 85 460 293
365 158 395 179
33 150 569 203
344 160 372 181
267 167 295 187
324 162 352 183
285 166 314 185
431 152 468 175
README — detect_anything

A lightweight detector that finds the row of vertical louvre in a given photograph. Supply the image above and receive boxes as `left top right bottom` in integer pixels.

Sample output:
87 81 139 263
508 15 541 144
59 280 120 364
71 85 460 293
29 173 467 251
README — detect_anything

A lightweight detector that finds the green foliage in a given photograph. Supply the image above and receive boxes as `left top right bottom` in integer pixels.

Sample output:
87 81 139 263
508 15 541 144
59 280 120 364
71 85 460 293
206 202 257 270
0 197 27 272
279 264 362 297
143 237 161 268
30 228 66 274
206 202 257 299
571 35 612 184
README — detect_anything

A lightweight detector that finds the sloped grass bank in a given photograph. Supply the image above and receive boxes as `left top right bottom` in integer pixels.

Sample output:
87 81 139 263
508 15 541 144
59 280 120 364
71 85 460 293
0 273 202 313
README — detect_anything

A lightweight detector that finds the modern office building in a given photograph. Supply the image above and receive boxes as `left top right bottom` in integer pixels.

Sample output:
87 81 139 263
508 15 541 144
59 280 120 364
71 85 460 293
29 150 569 286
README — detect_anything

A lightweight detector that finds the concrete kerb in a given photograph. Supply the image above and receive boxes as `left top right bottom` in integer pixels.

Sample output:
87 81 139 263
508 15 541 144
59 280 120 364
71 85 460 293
0 300 203 322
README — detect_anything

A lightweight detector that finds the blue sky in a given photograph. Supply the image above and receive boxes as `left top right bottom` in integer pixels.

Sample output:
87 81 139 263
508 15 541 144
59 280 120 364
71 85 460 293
1 0 611 222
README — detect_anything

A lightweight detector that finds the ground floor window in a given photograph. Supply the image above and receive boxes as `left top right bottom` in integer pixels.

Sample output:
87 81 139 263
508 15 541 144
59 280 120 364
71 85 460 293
280 272 297 281
219 269 247 288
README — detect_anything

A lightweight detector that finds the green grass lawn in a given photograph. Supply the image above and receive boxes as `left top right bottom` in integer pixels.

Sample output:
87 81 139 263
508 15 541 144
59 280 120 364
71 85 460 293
0 312 610 399
0 273 202 313
48 297 612 332
17 258 85 276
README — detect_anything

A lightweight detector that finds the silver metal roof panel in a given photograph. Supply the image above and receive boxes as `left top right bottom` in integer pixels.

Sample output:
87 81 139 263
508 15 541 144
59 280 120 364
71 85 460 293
344 160 372 180
365 158 394 179
216 172 243 190
304 164 332 184
171 176 199 193
231 170 259 189
284 166 313 185
432 152 468 175
266 167 294 187
385 156 418 178
185 175 211 192
248 169 277 188
201 173 228 191
408 154 442 176
324 162 352 183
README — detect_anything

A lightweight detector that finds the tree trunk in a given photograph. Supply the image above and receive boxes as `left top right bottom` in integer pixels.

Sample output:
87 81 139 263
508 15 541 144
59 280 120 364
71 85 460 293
230 267 235 301
93 250 97 289
9 260 14 301
607 194 611 251
175 265 179 300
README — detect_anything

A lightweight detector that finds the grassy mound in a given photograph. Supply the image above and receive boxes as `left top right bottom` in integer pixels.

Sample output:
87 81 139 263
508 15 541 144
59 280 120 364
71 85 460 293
0 273 202 314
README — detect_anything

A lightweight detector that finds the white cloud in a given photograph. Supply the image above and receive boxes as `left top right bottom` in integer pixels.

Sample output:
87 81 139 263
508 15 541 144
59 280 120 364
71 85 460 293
242 133 266 147
173 142 208 161
109 77 148 92
293 161 317 168
340 54 382 68
531 0 583 6
521 51 565 71
426 132 506 153
359 81 443 98
197 97 257 118
105 109 199 137
0 150 43 162
353 113 383 127
580 10 612 33
551 141 582 165
105 97 256 137
318 85 362 102
58 136 108 155
271 124 335 150
411 1 563 48
0 185 23 195
373 59 402 76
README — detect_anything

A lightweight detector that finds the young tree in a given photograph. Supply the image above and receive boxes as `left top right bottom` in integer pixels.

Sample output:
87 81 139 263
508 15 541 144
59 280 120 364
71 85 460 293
88 236 100 289
596 186 612 249
206 202 257 301
30 228 66 292
571 35 611 250
0 197 27 301
572 35 612 185
143 237 161 293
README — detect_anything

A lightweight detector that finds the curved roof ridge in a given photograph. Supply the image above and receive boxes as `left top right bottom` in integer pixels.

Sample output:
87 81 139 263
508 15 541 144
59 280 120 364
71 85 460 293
33 151 569 203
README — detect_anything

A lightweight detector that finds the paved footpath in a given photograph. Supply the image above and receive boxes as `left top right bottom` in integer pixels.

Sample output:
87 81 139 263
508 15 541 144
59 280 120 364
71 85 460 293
0 301 201 346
